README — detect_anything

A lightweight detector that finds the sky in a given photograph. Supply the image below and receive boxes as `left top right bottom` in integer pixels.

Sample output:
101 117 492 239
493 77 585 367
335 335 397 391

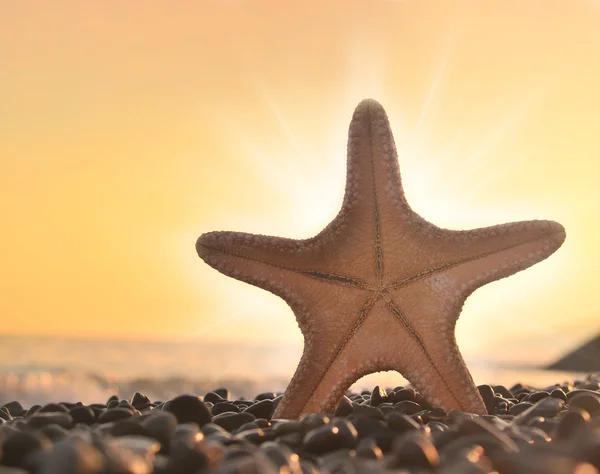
1 0 599 366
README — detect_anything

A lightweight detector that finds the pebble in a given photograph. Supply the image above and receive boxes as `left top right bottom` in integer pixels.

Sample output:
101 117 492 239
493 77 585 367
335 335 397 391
27 412 73 430
393 400 423 415
162 394 212 427
2 377 600 473
243 399 274 420
333 395 353 417
97 407 136 425
569 392 600 415
1 403 23 418
370 385 387 406
68 406 95 425
513 396 565 424
477 384 496 413
212 412 256 432
386 410 421 434
202 392 223 405
211 402 240 415
303 419 358 454
555 407 590 440
388 432 440 469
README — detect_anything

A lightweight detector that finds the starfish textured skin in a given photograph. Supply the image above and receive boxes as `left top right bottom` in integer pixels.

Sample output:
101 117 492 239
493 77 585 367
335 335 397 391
196 99 566 419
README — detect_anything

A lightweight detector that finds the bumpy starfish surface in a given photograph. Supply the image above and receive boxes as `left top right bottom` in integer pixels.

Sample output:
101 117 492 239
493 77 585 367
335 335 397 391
196 99 566 419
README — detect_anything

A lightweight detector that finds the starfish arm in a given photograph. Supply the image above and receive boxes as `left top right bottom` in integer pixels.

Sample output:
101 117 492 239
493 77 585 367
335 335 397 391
381 290 486 413
310 99 413 281
386 219 566 290
400 328 486 415
438 219 566 297
196 231 374 291
274 297 388 419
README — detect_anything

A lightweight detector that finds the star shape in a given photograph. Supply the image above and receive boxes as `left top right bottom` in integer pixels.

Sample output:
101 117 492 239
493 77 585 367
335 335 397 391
196 99 566 418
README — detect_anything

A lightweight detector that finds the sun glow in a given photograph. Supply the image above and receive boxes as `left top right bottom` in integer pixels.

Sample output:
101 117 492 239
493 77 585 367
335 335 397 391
1 0 598 366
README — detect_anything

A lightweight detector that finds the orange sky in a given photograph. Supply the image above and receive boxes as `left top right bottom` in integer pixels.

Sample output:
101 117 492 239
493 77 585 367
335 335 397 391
1 0 599 364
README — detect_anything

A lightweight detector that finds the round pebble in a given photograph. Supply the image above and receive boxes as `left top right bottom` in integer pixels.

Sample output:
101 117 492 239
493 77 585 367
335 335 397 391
163 394 212 427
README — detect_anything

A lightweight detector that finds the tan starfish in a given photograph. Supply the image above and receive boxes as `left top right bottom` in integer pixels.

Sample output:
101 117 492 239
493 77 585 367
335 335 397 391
196 99 566 418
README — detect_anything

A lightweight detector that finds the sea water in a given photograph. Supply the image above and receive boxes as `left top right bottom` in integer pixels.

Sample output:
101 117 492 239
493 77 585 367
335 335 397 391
0 334 582 406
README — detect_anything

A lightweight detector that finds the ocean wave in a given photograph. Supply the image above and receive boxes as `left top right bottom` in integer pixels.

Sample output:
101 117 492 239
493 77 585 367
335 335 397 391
0 368 290 407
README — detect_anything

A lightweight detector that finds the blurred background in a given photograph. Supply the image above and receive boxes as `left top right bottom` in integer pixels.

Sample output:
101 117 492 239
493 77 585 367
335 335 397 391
1 0 599 405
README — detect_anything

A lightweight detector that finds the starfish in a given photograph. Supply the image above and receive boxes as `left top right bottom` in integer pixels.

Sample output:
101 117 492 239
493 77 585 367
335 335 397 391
196 99 566 419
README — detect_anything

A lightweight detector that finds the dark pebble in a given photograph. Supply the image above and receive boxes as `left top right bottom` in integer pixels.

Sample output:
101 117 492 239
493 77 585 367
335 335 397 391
272 394 283 411
555 407 591 440
509 401 533 416
212 412 256 432
1 401 24 418
27 412 73 430
493 385 514 399
96 407 135 424
350 404 384 421
455 417 519 454
477 384 496 413
350 416 396 452
163 394 212 427
254 418 270 429
1 429 51 467
203 392 223 404
388 432 440 469
277 432 304 450
569 392 600 415
386 411 421 434
231 400 251 408
389 387 416 404
34 437 104 474
302 419 358 455
68 406 95 425
394 400 423 415
38 424 69 442
140 410 178 451
255 392 278 401
523 390 551 403
260 441 302 471
235 421 260 433
214 387 229 400
300 413 330 433
238 427 278 444
130 391 151 408
333 396 353 417
23 405 40 418
355 437 383 459
566 389 600 402
514 397 565 424
243 399 274 420
318 448 358 472
211 402 240 415
370 386 387 406
0 408 11 421
38 403 69 413
273 420 303 436
551 388 568 402
104 418 149 437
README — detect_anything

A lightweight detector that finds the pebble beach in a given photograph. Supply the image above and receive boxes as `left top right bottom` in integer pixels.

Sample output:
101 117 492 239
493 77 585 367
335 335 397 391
2 375 600 474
